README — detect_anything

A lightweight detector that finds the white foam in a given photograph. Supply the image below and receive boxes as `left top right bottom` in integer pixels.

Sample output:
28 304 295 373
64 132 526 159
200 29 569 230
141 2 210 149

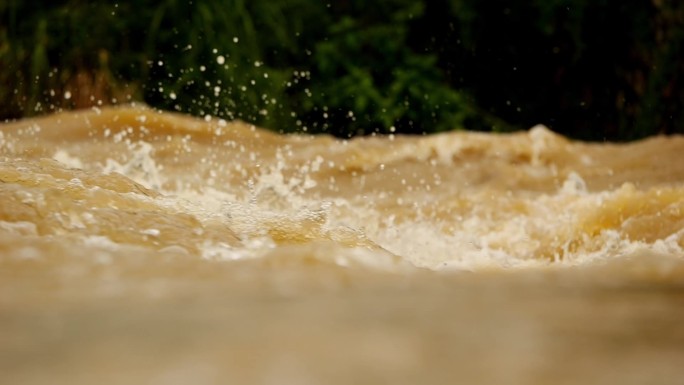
561 172 587 195
102 141 165 189
0 220 38 236
53 150 85 169
43 120 680 272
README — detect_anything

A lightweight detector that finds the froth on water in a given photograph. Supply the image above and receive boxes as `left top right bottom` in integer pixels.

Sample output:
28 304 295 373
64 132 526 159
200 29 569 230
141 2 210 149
2 107 684 385
1 106 683 270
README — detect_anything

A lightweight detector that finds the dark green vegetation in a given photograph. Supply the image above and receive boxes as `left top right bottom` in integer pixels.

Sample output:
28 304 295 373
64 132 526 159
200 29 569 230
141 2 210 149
1 0 682 140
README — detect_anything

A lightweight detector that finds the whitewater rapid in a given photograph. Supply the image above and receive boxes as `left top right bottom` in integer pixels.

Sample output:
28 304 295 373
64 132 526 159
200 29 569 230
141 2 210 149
2 107 683 385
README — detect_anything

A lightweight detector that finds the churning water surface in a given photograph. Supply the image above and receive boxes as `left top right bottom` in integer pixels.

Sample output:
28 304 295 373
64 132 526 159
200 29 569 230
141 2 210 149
1 107 683 384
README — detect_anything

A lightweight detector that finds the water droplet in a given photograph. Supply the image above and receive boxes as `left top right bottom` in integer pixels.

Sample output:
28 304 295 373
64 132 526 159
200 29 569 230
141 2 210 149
216 55 225 65
64 91 72 100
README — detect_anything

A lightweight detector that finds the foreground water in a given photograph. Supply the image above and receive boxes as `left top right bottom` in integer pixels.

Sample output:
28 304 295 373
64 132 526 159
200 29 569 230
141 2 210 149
1 107 683 384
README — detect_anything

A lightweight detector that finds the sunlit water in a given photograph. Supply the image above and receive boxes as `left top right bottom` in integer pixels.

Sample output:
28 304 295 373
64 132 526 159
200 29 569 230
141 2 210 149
1 107 683 384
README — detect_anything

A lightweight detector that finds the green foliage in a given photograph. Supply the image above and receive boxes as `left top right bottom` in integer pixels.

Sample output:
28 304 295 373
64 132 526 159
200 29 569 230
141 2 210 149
0 1 146 117
290 4 473 136
0 0 313 129
0 0 479 135
1 0 682 140
138 0 301 127
434 0 684 139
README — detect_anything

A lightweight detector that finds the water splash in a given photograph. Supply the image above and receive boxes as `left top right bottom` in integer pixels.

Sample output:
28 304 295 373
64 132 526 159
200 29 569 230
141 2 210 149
2 107 684 272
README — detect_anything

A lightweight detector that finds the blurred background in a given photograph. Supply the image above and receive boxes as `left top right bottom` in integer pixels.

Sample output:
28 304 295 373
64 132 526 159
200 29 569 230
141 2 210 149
1 0 682 140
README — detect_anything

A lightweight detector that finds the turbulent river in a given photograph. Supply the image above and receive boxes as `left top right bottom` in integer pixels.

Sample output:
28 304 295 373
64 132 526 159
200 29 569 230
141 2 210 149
1 107 683 384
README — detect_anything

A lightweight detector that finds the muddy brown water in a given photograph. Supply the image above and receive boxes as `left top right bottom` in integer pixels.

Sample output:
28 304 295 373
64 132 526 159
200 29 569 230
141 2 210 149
1 107 683 384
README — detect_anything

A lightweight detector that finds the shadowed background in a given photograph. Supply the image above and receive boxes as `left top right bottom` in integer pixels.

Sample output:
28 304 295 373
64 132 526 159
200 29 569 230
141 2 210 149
1 0 682 140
